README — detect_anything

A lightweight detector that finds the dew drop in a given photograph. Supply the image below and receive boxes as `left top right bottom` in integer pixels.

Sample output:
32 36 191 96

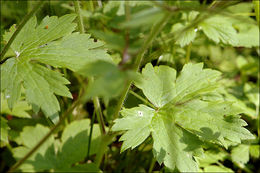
138 111 143 117
194 28 198 32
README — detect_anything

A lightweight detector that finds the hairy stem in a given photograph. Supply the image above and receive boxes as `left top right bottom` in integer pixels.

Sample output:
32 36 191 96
0 0 45 64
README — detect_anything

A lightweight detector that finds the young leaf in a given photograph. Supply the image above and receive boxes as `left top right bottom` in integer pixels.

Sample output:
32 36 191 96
112 63 254 172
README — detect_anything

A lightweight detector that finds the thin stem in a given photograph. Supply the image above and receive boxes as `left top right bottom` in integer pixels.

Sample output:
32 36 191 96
185 43 192 63
113 13 173 120
93 96 106 135
87 111 96 159
73 0 85 34
257 75 260 138
8 89 84 172
129 90 156 109
0 0 45 64
73 0 105 135
148 158 156 173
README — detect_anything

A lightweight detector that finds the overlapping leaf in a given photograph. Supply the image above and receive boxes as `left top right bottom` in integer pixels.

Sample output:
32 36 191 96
77 60 137 100
1 94 31 118
0 117 10 146
12 119 101 172
199 15 238 45
1 14 112 123
112 63 254 172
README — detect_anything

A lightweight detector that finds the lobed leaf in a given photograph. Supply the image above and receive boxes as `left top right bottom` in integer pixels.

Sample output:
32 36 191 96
112 63 254 172
1 14 112 123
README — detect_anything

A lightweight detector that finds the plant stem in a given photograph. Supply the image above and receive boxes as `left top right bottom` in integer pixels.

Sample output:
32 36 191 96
93 96 106 135
185 43 192 63
0 0 45 64
257 76 260 138
113 13 173 120
73 0 85 34
129 90 156 109
73 0 105 135
148 158 156 173
87 111 96 159
8 89 84 173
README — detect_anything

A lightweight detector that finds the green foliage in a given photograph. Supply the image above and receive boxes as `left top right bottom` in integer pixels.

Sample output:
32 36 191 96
112 63 254 171
77 60 136 100
12 119 101 172
1 95 31 118
231 144 250 167
0 117 10 146
1 1 258 172
1 14 111 123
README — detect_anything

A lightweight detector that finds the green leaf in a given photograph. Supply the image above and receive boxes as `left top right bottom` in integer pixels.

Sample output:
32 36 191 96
1 14 112 123
0 58 21 109
152 113 203 172
198 149 228 167
231 144 250 167
171 23 197 47
169 100 254 147
203 165 233 172
112 63 254 172
249 145 260 158
244 83 259 108
78 60 136 100
199 15 238 45
12 124 55 172
0 117 10 146
134 63 176 107
1 94 31 118
3 14 77 55
12 120 102 172
171 11 199 47
121 7 164 28
32 33 112 72
112 105 154 152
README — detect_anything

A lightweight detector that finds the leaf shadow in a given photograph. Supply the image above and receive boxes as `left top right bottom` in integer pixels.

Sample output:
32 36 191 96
179 128 203 152
30 129 94 171
197 127 221 141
